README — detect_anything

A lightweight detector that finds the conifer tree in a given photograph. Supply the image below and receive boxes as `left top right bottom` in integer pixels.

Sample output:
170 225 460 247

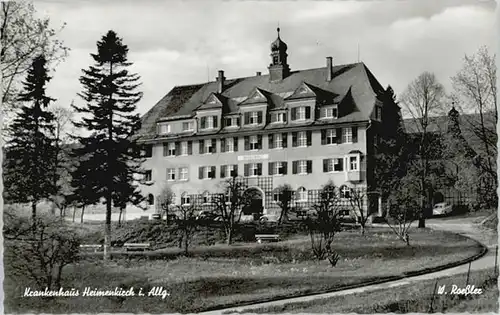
71 30 145 259
4 54 57 221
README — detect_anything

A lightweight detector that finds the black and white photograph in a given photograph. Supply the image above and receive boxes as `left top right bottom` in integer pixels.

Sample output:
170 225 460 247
1 0 498 313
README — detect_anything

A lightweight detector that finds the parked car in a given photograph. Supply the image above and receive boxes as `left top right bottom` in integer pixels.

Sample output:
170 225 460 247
259 213 279 223
196 210 222 221
433 202 453 216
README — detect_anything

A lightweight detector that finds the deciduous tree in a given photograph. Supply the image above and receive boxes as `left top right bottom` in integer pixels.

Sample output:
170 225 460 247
400 72 445 228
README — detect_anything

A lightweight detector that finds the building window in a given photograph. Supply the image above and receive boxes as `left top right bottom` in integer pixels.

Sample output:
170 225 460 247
327 129 337 144
274 133 283 148
323 158 343 172
225 117 239 127
225 138 234 152
298 131 307 147
142 145 153 158
342 128 353 144
205 139 214 153
244 163 262 177
221 164 237 178
298 160 307 174
179 167 188 180
181 192 190 205
297 107 306 120
297 187 307 202
349 156 359 171
144 170 152 182
158 123 171 134
269 161 286 176
148 193 154 205
180 142 188 155
273 189 281 203
166 168 176 181
202 191 211 204
163 142 175 156
340 185 351 199
293 160 312 174
322 105 338 119
182 121 194 131
271 112 286 123
200 116 218 129
250 135 259 150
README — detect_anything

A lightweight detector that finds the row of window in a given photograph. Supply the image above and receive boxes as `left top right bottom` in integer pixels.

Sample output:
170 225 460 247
149 184 354 206
158 105 344 135
143 127 358 158
143 157 361 182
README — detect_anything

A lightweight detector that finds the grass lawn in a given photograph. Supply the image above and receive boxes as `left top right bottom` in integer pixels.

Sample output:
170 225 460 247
4 227 484 313
246 268 498 313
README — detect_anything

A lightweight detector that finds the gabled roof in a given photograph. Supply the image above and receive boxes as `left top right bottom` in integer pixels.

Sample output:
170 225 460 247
196 93 225 111
137 62 385 139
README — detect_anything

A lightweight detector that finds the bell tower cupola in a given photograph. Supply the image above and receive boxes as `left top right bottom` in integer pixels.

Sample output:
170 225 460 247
268 27 290 82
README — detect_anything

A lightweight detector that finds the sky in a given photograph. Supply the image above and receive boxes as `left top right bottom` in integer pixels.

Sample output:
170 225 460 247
35 0 497 116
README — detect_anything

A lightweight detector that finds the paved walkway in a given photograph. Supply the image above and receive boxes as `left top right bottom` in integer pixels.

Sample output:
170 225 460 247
199 217 497 314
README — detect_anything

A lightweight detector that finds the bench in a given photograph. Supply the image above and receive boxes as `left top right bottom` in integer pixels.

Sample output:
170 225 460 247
79 244 103 252
124 243 151 252
255 234 280 244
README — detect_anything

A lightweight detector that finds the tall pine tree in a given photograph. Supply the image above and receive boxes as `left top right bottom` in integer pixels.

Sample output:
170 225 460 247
71 30 145 259
4 54 57 221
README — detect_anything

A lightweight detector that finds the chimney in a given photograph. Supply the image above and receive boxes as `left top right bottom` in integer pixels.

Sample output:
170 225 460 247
326 57 333 81
217 70 225 93
256 71 262 76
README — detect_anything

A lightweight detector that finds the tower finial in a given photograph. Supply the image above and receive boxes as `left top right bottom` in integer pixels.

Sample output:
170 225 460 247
277 26 280 38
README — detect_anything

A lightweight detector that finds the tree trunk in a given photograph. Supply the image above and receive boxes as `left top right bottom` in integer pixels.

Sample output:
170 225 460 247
81 205 85 224
118 208 123 227
226 223 233 245
72 207 76 222
104 198 112 260
184 230 189 256
31 201 37 222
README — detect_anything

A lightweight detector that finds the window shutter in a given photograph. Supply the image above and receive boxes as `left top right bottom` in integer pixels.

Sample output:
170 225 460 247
236 118 240 126
234 137 238 151
336 128 342 144
305 106 311 119
233 165 238 177
307 131 312 146
244 164 249 176
221 165 225 178
321 130 326 145
257 135 262 149
175 142 180 156
269 134 274 149
258 111 263 124
212 139 217 153
292 161 298 174
244 136 250 151
244 112 250 124
211 166 216 178
188 141 193 155
323 159 328 172
221 138 226 153
257 163 262 176
352 127 358 143
213 116 218 128
163 143 168 156
283 162 288 175
282 133 288 148
292 132 297 147
198 167 203 179
291 108 297 121
268 162 273 175
200 117 206 129
307 160 312 174
199 140 204 154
